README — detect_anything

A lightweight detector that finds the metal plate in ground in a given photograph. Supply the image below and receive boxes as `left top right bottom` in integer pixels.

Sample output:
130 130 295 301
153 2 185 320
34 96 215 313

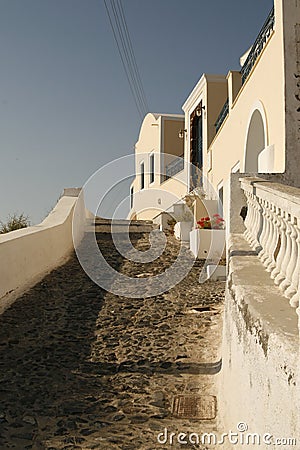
172 395 217 420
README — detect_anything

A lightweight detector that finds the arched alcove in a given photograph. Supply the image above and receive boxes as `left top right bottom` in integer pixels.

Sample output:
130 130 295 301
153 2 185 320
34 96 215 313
244 109 266 172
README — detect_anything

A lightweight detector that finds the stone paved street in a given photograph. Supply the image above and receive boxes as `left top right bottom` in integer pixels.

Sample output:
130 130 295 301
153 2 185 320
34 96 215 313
0 230 225 449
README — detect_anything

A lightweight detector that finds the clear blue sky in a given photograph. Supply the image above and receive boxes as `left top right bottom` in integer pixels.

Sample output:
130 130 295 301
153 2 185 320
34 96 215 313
0 0 273 224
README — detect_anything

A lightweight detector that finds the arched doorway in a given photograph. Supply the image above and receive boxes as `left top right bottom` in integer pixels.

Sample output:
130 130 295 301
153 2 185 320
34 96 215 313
244 105 267 172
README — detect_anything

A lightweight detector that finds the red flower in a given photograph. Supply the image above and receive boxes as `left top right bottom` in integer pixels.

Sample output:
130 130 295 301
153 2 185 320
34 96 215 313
197 214 225 230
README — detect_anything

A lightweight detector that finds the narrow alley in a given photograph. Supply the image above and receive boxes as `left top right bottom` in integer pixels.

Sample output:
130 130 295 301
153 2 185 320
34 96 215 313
0 228 224 450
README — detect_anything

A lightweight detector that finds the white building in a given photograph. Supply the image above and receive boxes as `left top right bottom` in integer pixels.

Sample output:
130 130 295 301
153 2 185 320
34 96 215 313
128 112 187 221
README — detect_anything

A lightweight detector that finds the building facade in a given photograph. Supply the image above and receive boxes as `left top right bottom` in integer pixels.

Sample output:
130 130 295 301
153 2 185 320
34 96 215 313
128 113 187 221
182 0 300 225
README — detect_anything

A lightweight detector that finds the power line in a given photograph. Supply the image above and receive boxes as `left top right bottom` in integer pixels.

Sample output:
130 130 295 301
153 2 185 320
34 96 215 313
110 0 147 115
115 0 149 113
103 0 149 119
103 0 144 119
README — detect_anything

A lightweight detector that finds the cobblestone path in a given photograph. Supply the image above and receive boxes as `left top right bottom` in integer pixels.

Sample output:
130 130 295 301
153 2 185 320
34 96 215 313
0 230 225 450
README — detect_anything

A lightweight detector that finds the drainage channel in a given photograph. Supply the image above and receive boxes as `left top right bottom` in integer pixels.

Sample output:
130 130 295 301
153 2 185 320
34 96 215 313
172 394 217 420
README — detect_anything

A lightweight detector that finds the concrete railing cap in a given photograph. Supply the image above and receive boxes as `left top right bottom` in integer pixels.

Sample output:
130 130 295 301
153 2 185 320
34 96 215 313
62 187 82 198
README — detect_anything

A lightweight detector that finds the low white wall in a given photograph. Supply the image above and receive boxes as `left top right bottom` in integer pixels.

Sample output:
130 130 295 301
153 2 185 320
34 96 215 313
219 234 299 447
0 190 86 311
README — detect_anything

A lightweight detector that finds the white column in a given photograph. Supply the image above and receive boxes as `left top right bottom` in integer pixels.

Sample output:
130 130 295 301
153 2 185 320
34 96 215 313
247 192 261 248
271 209 287 280
279 217 297 293
258 199 269 260
265 205 280 273
274 213 292 286
244 191 253 242
287 217 300 307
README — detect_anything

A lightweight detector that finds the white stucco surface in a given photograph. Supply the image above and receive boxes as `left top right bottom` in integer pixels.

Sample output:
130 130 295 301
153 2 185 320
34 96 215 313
0 191 86 312
219 234 299 446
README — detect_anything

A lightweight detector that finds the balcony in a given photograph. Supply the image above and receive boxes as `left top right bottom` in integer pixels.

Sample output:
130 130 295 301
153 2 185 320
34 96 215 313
241 7 275 84
165 157 184 180
215 99 229 133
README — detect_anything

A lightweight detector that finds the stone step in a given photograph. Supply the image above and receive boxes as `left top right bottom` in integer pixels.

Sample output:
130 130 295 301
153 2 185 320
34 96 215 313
91 225 155 233
87 217 158 233
94 218 153 226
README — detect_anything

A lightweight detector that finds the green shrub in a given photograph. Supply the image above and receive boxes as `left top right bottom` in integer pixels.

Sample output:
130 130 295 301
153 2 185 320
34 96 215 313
0 213 30 234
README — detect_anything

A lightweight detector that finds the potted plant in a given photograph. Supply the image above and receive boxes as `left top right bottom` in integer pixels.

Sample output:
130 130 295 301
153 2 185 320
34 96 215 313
196 214 225 230
190 214 225 259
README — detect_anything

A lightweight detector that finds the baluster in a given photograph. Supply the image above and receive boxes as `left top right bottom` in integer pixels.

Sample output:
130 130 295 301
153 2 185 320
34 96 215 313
274 213 292 286
249 193 258 243
266 205 280 272
249 194 257 245
296 307 300 331
246 193 255 244
253 195 262 248
244 191 253 242
258 199 269 259
271 209 286 280
288 217 300 307
279 216 297 293
263 203 276 266
248 193 261 248
258 197 264 246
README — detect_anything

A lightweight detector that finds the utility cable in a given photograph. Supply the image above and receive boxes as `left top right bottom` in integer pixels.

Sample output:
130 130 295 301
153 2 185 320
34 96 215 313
103 0 149 119
115 0 149 113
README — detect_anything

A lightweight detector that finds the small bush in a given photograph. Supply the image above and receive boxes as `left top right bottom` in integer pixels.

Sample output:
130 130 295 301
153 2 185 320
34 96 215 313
0 213 30 234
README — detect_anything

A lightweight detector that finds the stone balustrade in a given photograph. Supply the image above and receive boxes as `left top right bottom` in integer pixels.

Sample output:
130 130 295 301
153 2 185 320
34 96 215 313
240 177 300 310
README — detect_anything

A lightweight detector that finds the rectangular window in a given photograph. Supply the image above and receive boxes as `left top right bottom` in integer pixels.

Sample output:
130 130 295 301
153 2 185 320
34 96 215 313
140 162 145 190
150 154 154 184
130 186 134 208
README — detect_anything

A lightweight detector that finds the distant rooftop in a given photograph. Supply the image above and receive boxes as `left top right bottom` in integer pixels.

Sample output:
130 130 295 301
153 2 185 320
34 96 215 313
151 113 184 120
